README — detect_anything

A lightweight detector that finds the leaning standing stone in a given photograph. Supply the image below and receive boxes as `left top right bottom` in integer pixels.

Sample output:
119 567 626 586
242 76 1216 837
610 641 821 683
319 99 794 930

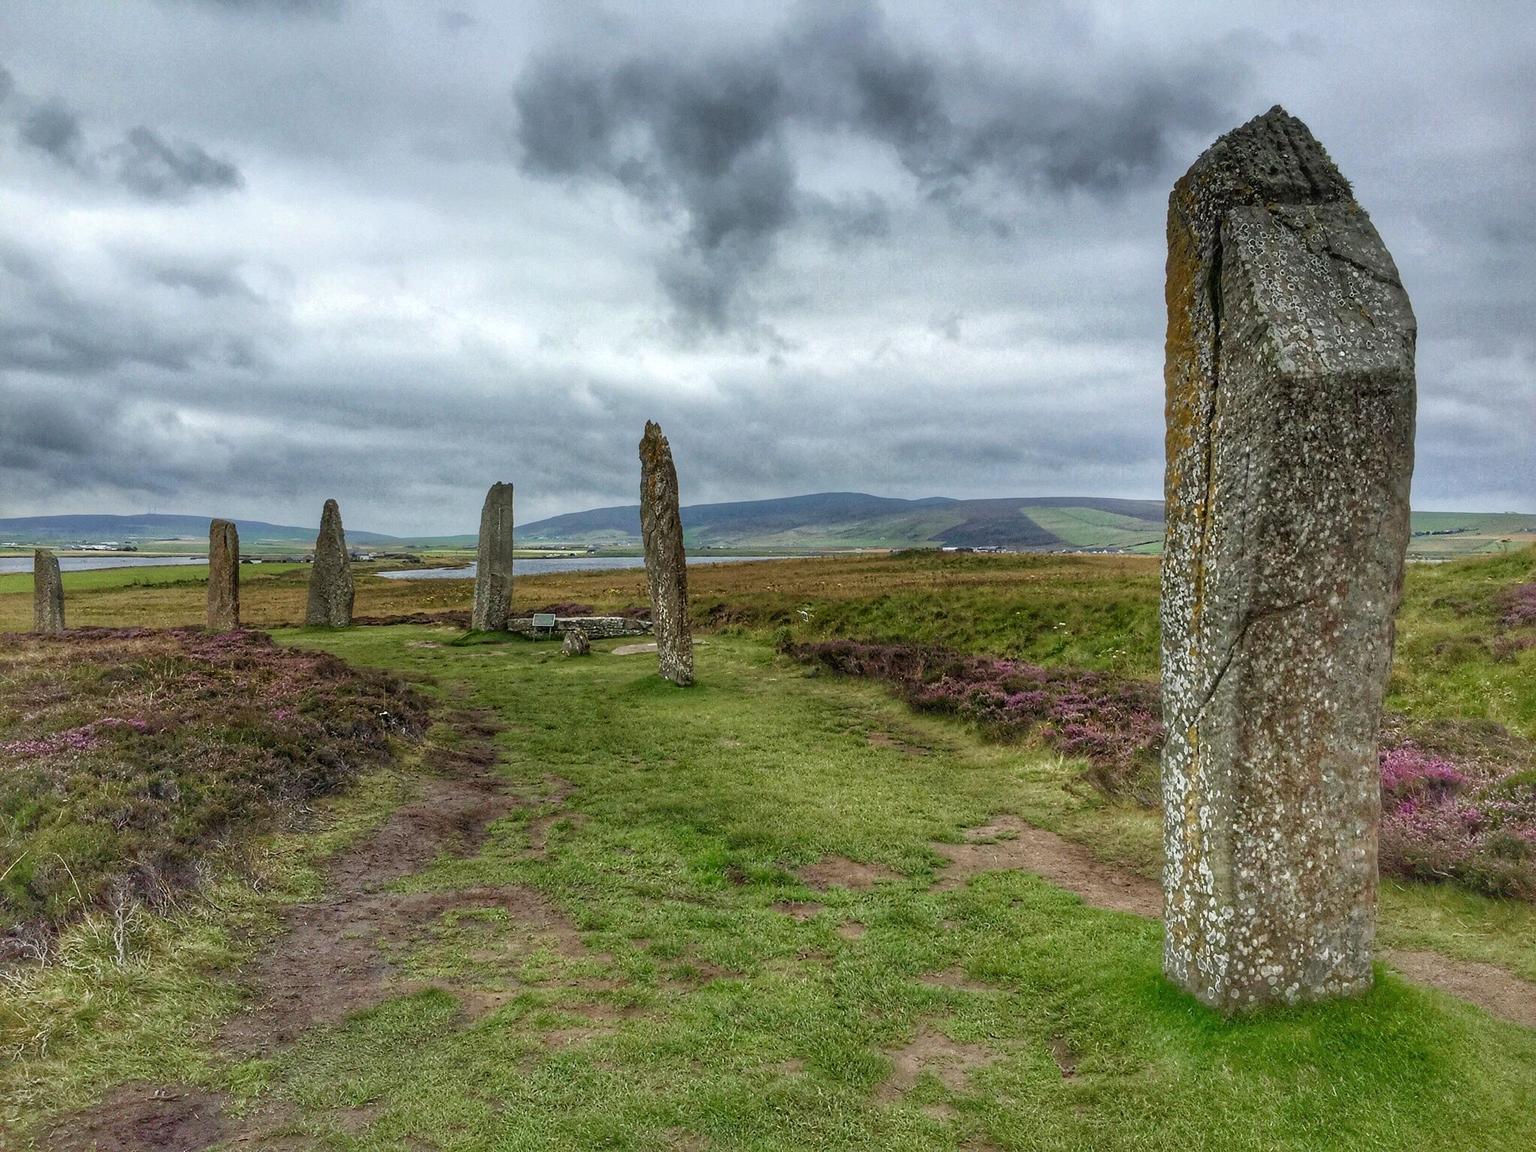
639 421 693 686
561 628 591 657
471 482 514 631
32 549 65 633
305 498 354 627
207 519 241 631
1161 106 1416 1010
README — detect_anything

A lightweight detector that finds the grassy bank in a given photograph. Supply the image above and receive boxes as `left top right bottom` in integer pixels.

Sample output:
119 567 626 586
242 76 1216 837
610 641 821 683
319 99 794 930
3 627 1533 1149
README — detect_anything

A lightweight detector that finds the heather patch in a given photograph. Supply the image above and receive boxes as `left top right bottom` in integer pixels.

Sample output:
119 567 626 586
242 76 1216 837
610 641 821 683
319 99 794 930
788 639 1536 900
784 639 1164 801
1499 583 1536 629
1379 741 1536 900
0 628 427 956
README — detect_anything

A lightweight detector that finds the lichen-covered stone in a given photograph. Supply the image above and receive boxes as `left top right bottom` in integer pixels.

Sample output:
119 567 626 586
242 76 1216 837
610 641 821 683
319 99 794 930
472 482 514 632
305 498 354 627
639 420 693 686
32 549 64 633
561 628 591 656
1161 106 1416 1011
207 519 241 631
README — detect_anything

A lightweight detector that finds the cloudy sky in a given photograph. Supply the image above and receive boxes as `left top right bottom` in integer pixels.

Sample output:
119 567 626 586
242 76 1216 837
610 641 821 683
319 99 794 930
1 0 1532 535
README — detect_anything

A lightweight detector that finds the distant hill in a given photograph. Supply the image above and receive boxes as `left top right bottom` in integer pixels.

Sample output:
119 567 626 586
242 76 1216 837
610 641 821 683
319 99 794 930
520 492 1170 552
520 493 1535 558
0 513 404 548
4 499 1531 558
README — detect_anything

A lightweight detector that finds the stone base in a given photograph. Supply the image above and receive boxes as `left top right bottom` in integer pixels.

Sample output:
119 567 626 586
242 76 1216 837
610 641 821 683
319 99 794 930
509 616 652 640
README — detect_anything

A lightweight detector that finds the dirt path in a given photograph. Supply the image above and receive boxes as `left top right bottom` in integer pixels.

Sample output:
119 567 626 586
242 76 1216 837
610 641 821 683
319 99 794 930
43 700 583 1150
934 815 1536 1029
220 706 526 1054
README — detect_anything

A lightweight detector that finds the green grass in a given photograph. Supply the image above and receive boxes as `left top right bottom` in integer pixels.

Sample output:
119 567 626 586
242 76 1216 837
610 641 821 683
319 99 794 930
1021 507 1165 550
4 550 1535 1148
1389 546 1536 739
253 630 1536 1150
13 628 1524 1149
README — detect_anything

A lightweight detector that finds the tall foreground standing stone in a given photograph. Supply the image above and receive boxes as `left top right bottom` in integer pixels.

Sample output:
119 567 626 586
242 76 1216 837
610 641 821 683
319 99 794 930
306 498 354 627
639 421 693 686
471 482 514 631
1161 107 1416 1010
207 519 241 631
33 549 64 633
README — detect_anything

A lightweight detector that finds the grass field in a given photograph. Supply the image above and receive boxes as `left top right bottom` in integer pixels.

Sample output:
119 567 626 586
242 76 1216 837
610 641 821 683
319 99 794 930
2 548 1534 1148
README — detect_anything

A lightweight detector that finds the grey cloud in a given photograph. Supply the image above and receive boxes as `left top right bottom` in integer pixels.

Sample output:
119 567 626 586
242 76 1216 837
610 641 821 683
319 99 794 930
3 69 243 200
188 0 345 14
0 240 275 378
142 260 261 301
0 1 1530 528
112 126 244 199
20 100 87 168
514 0 1240 332
807 191 891 248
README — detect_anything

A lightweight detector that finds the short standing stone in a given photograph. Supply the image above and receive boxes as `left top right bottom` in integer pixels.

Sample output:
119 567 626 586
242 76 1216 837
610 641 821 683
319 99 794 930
306 498 354 627
639 420 693 686
207 519 241 631
472 482 514 631
32 549 64 633
561 628 591 657
1161 106 1416 1010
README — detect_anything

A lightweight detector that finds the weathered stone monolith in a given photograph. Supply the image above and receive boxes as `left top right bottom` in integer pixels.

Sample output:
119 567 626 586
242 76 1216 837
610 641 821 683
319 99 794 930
1161 106 1416 1011
471 482 514 631
561 628 591 657
207 519 240 631
32 550 64 633
305 498 354 627
639 421 693 686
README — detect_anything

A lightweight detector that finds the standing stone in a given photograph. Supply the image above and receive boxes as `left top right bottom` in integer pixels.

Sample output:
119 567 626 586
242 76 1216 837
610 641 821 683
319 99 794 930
639 421 693 686
207 519 241 631
1161 106 1415 1010
32 549 65 633
561 628 591 657
471 482 514 631
305 498 354 627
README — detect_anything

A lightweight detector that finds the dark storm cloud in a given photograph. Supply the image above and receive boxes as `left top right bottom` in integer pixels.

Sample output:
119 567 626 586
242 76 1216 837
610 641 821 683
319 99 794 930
112 126 244 200
19 100 86 168
2 67 243 200
514 1 1237 329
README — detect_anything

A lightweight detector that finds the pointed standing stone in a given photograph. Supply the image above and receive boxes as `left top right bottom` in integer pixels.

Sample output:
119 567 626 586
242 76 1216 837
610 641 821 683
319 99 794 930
207 519 241 631
639 421 693 686
32 549 65 634
1161 107 1416 1010
471 482 514 631
305 498 354 627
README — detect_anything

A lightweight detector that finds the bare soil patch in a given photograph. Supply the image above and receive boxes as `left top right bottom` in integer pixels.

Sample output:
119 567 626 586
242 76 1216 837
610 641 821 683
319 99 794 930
837 920 867 940
920 967 996 993
215 706 573 1054
935 814 1536 1028
798 856 901 892
775 900 824 921
877 1026 999 1099
867 731 929 755
41 1085 229 1152
1048 1035 1079 1078
1387 950 1536 1030
932 815 1159 916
